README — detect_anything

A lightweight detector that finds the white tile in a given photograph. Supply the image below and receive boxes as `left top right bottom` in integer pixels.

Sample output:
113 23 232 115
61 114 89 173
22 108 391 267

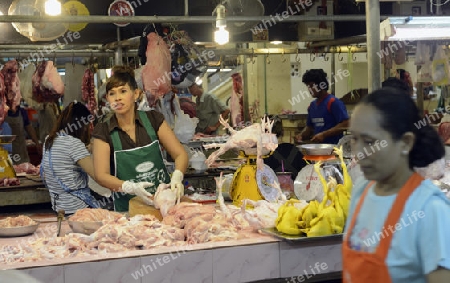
141 249 213 283
22 265 64 283
64 257 141 283
212 243 280 283
280 242 342 278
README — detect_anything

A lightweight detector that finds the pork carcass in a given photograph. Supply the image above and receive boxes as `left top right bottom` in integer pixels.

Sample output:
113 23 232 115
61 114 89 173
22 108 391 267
142 32 171 107
13 162 40 175
1 60 22 111
0 72 8 124
82 68 97 115
204 115 278 170
230 73 244 128
32 61 64 103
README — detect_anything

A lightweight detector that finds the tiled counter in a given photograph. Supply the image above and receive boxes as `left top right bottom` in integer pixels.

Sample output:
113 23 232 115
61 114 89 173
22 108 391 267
1 223 342 283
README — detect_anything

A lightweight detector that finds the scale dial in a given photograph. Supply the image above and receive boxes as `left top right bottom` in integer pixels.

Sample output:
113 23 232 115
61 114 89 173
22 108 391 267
256 165 279 201
294 164 324 201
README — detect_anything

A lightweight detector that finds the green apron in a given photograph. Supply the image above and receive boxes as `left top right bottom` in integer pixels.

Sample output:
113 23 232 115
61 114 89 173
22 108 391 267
110 111 170 212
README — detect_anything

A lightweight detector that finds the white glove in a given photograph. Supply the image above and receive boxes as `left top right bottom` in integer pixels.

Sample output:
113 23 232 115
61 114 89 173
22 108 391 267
121 181 154 205
171 170 184 201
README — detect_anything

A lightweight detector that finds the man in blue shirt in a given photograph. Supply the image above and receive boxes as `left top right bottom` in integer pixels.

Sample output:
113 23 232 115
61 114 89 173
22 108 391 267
5 105 41 164
0 121 13 153
296 69 349 144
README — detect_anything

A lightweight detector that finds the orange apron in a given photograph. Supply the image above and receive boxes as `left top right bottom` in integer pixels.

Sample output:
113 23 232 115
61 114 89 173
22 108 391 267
343 172 424 283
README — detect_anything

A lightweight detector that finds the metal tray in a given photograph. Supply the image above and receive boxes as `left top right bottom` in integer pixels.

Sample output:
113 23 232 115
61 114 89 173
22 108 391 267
68 220 103 235
0 222 39 237
0 135 16 144
261 227 343 243
298 144 335 156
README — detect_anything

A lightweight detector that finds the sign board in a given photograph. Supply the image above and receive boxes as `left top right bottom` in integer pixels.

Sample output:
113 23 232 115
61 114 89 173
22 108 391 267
108 0 135 27
252 29 269 42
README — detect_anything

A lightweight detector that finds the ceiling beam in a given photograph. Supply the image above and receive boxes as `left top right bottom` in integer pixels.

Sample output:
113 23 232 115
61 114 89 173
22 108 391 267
0 15 389 24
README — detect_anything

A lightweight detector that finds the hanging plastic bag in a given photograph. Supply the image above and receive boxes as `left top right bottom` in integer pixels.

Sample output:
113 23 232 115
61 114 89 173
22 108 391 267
173 95 198 143
432 45 449 85
415 42 431 65
417 62 433 82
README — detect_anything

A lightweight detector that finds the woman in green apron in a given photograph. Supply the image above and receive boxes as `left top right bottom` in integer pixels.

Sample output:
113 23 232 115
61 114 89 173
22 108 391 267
92 66 188 212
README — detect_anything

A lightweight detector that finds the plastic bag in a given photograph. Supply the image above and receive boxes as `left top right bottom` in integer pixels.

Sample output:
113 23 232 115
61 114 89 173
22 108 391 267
417 62 433 82
415 42 431 65
173 94 198 143
189 149 207 171
432 46 449 85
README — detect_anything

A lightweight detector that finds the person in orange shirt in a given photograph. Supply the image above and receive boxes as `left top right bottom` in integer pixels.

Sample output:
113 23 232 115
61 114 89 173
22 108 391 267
345 87 450 283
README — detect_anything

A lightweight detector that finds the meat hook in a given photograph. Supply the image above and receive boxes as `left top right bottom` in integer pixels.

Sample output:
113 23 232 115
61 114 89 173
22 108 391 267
310 52 315 62
281 50 287 63
323 52 329 61
295 49 301 63
266 50 271 64
338 47 344 61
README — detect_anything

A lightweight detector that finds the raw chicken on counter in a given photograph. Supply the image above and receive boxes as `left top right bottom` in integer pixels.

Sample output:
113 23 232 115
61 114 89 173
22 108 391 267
0 215 36 228
68 208 123 222
204 115 278 170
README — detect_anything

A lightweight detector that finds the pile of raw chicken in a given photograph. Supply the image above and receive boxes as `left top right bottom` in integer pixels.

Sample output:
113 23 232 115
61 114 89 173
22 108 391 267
275 146 352 236
0 215 36 228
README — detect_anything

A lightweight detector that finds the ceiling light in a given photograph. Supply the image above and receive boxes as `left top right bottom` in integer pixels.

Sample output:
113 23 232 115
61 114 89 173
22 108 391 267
270 41 283 45
214 27 229 45
207 68 219 73
381 17 450 41
213 4 229 45
45 0 62 16
221 68 233 72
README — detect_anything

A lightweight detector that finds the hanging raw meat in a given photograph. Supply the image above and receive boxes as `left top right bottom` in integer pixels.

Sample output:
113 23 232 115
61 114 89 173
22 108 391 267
82 68 97 115
141 32 171 107
32 61 64 103
1 60 22 111
231 73 244 128
0 73 7 124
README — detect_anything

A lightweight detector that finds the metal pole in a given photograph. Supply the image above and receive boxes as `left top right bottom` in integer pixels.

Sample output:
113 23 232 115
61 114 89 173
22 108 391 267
242 55 250 122
0 15 387 24
115 27 123 66
331 53 336 95
366 0 381 92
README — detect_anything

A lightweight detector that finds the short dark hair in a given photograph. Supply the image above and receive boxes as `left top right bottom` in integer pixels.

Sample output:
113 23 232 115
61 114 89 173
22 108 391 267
361 87 444 168
106 65 138 93
382 77 410 94
302 69 329 90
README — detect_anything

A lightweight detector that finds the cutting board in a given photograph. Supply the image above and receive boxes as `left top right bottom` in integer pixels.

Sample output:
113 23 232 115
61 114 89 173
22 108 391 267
129 196 196 220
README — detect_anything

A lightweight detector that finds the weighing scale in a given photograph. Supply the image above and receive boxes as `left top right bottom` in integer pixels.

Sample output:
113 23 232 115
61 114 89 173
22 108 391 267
0 135 17 179
229 150 279 206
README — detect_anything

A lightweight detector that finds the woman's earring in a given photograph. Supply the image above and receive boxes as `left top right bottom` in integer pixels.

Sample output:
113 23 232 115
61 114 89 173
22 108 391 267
402 150 409 155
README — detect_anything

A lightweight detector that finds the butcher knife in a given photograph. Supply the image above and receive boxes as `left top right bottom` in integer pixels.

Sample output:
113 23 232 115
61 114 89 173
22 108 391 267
56 210 65 237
